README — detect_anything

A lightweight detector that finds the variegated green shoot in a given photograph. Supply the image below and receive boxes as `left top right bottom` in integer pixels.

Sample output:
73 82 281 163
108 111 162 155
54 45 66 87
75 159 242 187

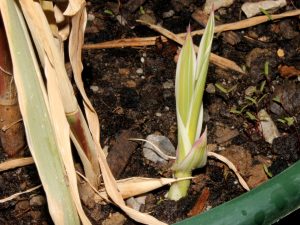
167 12 215 201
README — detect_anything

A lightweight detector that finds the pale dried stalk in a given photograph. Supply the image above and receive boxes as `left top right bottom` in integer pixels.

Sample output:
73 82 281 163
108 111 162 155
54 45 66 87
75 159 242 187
0 157 34 172
19 1 92 224
83 9 300 49
137 20 244 74
0 185 42 203
208 151 250 191
78 171 193 202
20 0 99 188
68 4 166 224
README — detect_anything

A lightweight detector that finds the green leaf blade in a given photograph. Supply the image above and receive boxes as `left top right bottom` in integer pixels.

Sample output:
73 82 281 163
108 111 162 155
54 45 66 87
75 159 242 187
187 12 215 143
175 30 196 125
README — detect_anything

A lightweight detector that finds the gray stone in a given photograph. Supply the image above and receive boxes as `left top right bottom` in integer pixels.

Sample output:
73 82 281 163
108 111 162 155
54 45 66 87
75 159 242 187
241 0 286 18
143 134 176 164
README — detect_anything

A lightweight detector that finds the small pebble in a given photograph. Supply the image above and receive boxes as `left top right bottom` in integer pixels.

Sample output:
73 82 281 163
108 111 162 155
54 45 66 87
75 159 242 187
141 57 145 63
126 196 146 211
218 146 226 151
206 205 212 211
206 83 215 94
163 80 174 89
245 86 256 96
90 85 99 93
162 10 175 18
155 112 162 117
30 195 46 207
87 13 95 21
136 68 143 74
277 48 285 58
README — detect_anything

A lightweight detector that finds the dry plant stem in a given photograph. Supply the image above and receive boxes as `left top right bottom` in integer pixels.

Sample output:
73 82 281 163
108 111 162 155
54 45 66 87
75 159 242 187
130 139 249 191
0 185 42 203
68 5 165 224
20 0 99 188
0 15 26 157
208 151 250 191
0 157 34 172
137 20 244 74
83 9 300 48
68 4 101 188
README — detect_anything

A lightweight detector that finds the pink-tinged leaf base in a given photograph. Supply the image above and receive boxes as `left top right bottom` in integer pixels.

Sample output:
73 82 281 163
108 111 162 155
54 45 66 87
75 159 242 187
173 127 207 172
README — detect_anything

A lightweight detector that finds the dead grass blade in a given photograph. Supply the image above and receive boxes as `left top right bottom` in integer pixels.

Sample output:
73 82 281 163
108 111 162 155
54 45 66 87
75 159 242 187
0 157 34 172
20 0 99 186
67 4 166 224
137 20 244 74
19 1 92 224
46 59 92 225
1 0 81 223
63 0 85 16
115 177 193 199
192 9 300 36
83 10 300 51
83 37 157 49
68 4 100 142
0 185 42 203
208 151 250 191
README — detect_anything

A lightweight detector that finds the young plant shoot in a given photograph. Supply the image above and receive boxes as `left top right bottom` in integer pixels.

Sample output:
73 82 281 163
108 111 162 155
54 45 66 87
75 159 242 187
168 12 215 201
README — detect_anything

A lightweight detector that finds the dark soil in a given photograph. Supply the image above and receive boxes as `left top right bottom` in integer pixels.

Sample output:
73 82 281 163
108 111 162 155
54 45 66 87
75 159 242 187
1 0 300 224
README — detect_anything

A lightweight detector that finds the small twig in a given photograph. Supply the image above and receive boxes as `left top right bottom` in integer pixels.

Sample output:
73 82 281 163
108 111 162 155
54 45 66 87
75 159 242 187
1 119 23 131
134 20 239 74
83 10 300 48
207 151 250 191
0 185 42 203
0 65 13 76
83 10 300 73
0 157 34 172
129 138 249 191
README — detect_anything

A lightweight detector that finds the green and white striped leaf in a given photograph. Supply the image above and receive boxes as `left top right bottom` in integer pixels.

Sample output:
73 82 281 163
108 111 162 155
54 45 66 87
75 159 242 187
172 127 207 172
187 12 215 143
168 11 215 200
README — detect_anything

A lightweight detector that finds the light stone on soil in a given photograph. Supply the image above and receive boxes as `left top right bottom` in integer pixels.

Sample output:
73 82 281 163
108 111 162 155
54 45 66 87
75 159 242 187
163 80 174 89
143 134 176 164
136 68 143 74
90 85 99 93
